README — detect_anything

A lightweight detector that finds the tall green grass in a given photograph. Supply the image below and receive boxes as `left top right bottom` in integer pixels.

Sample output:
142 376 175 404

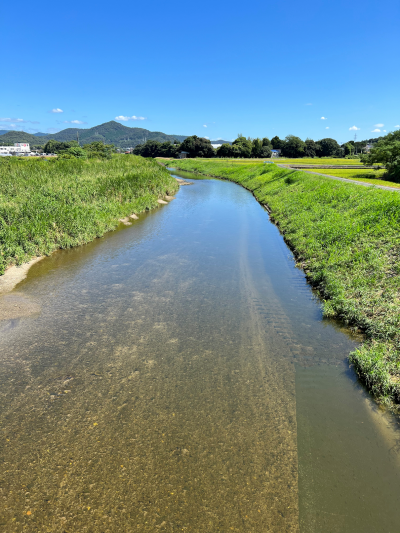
0 156 178 274
170 158 400 407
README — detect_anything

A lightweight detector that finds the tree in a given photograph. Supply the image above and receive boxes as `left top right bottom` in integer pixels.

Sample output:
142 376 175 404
83 141 115 159
59 146 87 159
262 137 272 148
261 146 271 158
271 136 285 150
282 135 305 158
317 138 341 157
343 143 355 156
179 136 215 158
304 139 318 158
232 135 252 157
133 140 180 158
251 138 263 158
43 140 78 153
361 130 400 180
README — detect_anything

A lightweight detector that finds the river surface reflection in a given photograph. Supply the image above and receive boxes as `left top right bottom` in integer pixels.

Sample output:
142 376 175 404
1 172 400 532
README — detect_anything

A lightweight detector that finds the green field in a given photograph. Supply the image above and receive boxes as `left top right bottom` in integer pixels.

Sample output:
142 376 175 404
169 158 400 408
276 157 364 165
302 167 399 188
0 155 178 275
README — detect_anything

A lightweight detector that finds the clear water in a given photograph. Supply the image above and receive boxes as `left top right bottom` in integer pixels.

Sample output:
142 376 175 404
0 172 399 532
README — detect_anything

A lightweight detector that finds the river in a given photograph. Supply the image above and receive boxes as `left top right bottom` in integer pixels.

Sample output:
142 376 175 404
1 171 400 532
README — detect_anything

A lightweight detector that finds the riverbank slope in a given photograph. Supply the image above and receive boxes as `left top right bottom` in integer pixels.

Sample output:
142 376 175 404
0 156 178 277
168 159 400 408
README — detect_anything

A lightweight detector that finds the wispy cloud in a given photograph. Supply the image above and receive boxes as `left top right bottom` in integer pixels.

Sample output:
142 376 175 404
396 125 400 128
204 136 210 139
326 126 329 129
46 127 61 133
349 126 360 131
115 115 146 121
0 117 40 124
321 116 327 120
203 124 207 128
371 128 381 132
305 103 312 106
374 123 384 128
50 108 63 113
63 120 87 125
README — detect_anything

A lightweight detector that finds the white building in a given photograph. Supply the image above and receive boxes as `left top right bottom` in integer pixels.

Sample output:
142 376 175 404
0 143 30 155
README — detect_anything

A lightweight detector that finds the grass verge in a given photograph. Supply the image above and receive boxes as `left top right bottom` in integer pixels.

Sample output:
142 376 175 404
0 155 178 275
169 158 400 408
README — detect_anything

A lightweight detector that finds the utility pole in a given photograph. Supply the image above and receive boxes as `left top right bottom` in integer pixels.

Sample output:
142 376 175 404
77 130 80 146
354 133 357 155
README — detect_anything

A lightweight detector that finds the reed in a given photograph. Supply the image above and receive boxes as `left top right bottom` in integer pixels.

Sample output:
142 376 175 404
0 155 178 274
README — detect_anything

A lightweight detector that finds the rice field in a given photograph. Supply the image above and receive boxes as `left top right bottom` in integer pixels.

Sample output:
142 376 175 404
301 167 399 188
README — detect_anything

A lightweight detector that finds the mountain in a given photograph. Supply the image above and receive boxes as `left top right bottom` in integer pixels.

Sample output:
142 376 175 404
34 132 50 137
0 131 45 146
211 139 232 145
0 121 188 149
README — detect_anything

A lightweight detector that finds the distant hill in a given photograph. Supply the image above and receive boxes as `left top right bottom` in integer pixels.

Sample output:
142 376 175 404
0 131 44 146
211 139 232 145
0 121 188 149
34 132 49 137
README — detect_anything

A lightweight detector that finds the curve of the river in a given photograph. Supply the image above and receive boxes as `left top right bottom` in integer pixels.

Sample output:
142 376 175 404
0 172 400 532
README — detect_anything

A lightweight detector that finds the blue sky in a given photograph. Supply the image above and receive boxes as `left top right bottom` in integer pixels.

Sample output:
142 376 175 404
1 0 399 143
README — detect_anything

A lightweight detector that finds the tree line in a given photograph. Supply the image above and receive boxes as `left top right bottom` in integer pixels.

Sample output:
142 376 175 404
131 134 379 159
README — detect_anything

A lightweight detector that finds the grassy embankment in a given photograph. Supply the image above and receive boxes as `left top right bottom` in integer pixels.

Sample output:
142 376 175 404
169 158 400 408
0 155 178 275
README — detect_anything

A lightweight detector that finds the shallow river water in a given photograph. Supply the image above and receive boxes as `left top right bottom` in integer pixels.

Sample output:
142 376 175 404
1 172 400 532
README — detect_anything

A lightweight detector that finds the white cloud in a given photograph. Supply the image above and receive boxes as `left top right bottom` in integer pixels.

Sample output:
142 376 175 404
115 115 146 121
349 125 360 131
374 123 384 128
325 126 329 129
204 136 209 139
371 128 381 132
321 116 327 120
63 120 87 125
46 127 61 133
51 108 63 113
395 125 400 128
383 130 386 132
203 124 207 128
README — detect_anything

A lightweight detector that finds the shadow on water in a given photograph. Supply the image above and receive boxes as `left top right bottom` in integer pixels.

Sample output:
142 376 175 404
0 171 399 532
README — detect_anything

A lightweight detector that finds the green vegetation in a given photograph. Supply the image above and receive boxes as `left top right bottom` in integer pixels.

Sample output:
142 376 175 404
277 158 363 165
302 168 399 188
0 155 178 275
362 130 400 181
169 158 400 408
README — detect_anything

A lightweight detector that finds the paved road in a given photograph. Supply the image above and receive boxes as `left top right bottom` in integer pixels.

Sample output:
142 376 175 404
277 164 400 192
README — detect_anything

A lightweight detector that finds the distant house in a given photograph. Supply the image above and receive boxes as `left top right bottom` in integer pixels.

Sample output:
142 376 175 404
364 144 374 153
271 149 281 157
178 151 189 159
